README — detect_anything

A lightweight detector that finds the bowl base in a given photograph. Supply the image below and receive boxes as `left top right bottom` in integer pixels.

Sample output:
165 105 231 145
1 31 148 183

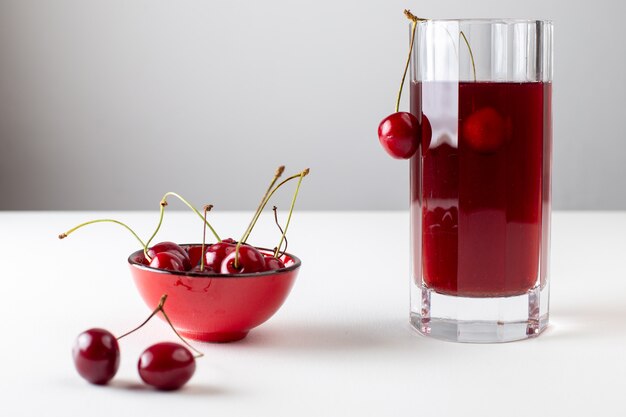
180 330 249 343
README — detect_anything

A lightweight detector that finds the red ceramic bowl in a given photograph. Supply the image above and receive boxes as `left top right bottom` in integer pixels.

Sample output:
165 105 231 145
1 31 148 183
128 246 301 343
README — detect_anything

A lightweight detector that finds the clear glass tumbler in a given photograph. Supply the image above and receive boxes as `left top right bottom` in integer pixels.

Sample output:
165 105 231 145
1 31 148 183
409 19 553 342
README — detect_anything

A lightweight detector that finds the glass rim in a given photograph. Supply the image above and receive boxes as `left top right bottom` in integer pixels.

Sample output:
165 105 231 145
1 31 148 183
416 18 553 25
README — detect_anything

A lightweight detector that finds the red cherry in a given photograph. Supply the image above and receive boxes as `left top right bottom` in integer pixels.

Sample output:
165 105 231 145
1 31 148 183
185 245 206 267
149 252 186 271
264 256 285 271
148 242 191 270
204 239 237 270
138 342 196 391
461 107 507 152
378 112 420 159
221 245 267 274
72 328 120 385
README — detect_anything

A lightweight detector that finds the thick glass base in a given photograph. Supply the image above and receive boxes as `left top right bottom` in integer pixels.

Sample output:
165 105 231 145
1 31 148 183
410 284 549 343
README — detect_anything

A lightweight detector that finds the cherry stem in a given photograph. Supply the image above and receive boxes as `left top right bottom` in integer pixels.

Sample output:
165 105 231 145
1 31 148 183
272 206 288 258
58 219 146 248
116 294 167 340
395 10 426 113
396 11 476 108
240 169 309 246
234 166 285 268
117 294 204 359
460 31 477 81
158 301 204 359
200 204 213 271
273 172 305 258
144 192 221 258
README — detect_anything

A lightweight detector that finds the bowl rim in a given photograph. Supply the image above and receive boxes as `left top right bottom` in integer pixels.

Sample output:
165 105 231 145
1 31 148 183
128 244 301 279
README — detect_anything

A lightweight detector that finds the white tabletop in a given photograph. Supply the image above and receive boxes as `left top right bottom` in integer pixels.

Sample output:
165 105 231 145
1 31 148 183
1 210 624 416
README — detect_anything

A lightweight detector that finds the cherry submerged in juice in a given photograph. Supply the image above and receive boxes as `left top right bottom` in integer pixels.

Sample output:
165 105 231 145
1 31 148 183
411 81 551 297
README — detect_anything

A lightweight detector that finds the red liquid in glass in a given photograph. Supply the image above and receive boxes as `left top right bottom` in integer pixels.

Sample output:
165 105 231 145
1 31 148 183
411 81 551 297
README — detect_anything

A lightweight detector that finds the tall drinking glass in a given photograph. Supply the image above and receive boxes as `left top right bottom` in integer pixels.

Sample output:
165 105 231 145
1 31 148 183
409 20 553 342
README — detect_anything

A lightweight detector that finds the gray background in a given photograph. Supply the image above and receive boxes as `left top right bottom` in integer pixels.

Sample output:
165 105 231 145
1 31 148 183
0 0 624 211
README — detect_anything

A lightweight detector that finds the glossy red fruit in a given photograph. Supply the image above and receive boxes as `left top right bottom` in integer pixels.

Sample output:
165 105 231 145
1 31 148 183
72 328 120 385
186 245 206 267
264 256 285 271
148 242 191 269
147 241 187 258
461 107 507 152
149 251 186 271
221 246 266 274
378 112 420 159
138 342 196 391
204 239 237 270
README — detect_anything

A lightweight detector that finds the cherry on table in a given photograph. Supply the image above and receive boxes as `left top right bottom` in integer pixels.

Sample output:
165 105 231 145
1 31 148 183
137 342 196 391
72 328 120 385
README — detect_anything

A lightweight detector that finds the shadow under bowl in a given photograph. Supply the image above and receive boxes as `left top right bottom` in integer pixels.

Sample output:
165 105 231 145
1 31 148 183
128 246 301 343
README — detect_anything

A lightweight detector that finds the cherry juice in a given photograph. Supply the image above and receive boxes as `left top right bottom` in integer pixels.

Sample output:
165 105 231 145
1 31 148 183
411 81 551 297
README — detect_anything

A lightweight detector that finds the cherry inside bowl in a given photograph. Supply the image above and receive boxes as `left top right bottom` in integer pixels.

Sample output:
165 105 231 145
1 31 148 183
128 245 301 343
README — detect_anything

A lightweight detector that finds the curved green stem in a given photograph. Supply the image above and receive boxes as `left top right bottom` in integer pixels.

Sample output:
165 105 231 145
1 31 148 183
116 294 166 340
396 20 418 112
273 173 305 257
395 10 426 113
234 166 285 268
235 169 309 268
460 31 477 81
239 170 309 243
159 304 204 358
144 201 167 259
117 294 204 358
144 192 221 254
272 206 287 257
239 166 284 246
58 219 145 247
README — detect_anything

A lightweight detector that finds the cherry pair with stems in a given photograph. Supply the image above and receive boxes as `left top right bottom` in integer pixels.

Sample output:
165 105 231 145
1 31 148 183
67 166 308 390
73 294 200 391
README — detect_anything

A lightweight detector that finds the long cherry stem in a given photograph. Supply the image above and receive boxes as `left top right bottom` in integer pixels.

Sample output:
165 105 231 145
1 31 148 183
273 171 305 257
399 11 477 105
460 31 477 81
58 219 146 247
239 166 285 244
144 192 221 257
200 204 213 271
272 206 288 257
240 169 309 246
116 294 166 340
234 166 285 268
395 10 426 113
232 169 309 268
234 168 309 268
117 294 204 359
